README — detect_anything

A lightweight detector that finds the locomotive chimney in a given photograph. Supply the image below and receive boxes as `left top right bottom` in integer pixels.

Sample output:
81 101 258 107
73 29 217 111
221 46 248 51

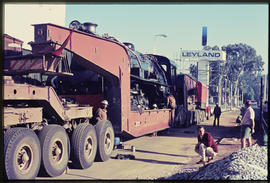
83 22 98 34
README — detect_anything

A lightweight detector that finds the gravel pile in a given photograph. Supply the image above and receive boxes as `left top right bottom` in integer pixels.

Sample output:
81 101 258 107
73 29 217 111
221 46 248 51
160 145 268 180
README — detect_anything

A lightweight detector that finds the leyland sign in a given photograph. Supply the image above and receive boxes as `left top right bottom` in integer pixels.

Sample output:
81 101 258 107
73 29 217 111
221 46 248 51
180 50 226 61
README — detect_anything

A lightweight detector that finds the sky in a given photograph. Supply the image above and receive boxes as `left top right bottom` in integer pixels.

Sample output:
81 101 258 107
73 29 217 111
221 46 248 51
4 4 66 48
65 3 268 74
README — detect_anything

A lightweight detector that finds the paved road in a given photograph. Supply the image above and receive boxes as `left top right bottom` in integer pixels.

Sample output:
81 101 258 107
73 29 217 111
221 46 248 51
37 109 245 180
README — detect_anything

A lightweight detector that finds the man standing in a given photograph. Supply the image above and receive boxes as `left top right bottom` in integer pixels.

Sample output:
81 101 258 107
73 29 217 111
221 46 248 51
240 101 255 149
213 103 221 126
195 126 218 165
167 93 177 125
94 100 109 122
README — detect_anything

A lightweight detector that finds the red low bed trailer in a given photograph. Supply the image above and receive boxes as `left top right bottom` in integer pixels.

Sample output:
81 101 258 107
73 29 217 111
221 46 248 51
3 23 172 179
28 23 171 137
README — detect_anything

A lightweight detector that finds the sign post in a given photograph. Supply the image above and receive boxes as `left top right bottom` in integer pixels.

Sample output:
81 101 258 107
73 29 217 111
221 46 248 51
202 26 207 46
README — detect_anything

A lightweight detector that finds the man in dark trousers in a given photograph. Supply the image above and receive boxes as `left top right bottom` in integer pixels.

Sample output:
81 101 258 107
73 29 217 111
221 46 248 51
213 103 221 127
195 126 218 165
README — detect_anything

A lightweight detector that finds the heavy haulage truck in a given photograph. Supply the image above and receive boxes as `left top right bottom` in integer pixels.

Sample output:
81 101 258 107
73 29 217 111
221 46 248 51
3 21 177 179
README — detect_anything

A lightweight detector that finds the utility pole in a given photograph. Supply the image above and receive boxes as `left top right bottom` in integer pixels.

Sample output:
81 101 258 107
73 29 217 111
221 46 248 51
263 74 267 101
217 62 221 106
260 77 263 123
196 61 199 81
242 90 244 105
259 76 265 146
224 78 227 110
230 81 232 110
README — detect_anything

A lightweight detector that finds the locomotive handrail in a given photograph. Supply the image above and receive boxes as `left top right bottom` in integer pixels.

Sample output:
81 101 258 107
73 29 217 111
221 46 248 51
130 74 170 87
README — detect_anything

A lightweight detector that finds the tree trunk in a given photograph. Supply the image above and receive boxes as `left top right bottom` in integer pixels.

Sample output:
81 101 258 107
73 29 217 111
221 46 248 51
233 79 239 107
217 74 222 105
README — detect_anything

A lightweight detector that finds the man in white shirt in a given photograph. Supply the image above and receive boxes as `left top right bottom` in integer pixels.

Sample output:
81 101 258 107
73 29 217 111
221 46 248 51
240 101 255 148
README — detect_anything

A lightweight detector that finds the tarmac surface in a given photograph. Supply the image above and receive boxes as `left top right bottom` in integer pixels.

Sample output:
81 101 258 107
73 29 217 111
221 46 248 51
36 109 250 180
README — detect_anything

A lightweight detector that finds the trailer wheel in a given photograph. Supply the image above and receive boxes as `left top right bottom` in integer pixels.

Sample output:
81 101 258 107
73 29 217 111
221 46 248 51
71 123 97 169
4 128 41 180
38 125 69 177
95 120 115 162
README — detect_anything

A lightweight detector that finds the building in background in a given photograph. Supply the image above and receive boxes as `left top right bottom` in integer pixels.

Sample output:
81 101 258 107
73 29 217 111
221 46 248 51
4 4 66 50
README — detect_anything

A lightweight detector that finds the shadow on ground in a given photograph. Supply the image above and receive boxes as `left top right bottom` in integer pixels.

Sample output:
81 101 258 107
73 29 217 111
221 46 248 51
132 158 187 165
135 149 192 158
161 125 241 140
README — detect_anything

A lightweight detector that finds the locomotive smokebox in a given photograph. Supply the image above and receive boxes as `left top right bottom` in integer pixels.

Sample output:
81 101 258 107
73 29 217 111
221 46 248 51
83 22 98 34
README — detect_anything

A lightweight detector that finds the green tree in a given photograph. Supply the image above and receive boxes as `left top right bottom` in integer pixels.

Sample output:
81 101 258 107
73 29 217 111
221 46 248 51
239 72 262 103
243 86 255 102
221 43 264 105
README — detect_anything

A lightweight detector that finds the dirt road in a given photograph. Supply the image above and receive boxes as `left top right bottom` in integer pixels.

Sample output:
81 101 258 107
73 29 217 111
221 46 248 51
37 109 244 180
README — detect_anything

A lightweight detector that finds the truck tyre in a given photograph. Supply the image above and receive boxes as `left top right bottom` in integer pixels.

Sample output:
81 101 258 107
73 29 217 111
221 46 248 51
71 123 97 169
95 120 115 162
38 125 69 177
4 128 41 180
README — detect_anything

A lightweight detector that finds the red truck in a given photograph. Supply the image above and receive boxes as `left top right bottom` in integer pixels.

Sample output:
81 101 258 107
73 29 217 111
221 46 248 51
174 74 209 127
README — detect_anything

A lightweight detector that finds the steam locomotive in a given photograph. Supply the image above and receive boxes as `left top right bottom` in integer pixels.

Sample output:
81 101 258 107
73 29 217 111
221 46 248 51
68 20 175 111
125 43 175 111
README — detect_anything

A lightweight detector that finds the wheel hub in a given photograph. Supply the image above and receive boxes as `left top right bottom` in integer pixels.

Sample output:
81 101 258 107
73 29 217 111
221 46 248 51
16 145 32 172
105 133 111 150
52 141 63 162
22 152 30 163
85 137 93 158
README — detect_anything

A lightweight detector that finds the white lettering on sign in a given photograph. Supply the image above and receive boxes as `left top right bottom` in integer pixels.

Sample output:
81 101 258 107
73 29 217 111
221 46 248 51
180 50 226 61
